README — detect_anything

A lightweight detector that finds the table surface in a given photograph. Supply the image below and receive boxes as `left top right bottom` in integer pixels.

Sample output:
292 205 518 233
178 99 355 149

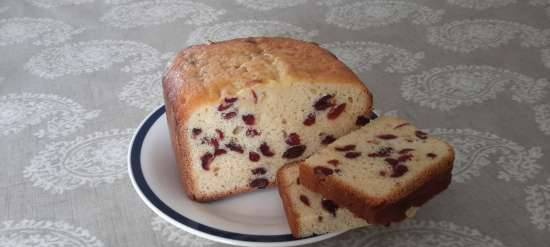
1 0 550 246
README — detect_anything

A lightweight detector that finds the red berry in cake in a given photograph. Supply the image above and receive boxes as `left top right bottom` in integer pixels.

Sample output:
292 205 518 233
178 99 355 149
245 128 260 137
397 154 413 162
285 133 301 146
201 152 214 170
321 199 338 216
282 145 306 159
225 97 238 103
391 165 408 177
327 103 346 119
377 134 398 140
327 159 339 166
214 149 227 156
251 167 267 175
192 128 202 138
313 94 335 111
249 178 268 189
398 148 414 154
355 115 370 126
222 111 237 119
335 145 355 152
225 141 244 153
415 130 428 139
394 123 410 129
242 114 256 125
303 113 316 126
345 152 361 159
259 142 275 157
368 147 394 157
427 153 437 159
215 129 224 140
249 151 260 162
314 166 334 176
321 135 336 145
300 195 310 206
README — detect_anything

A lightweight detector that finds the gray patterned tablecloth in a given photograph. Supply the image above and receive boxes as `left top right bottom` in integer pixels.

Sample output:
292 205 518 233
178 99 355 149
1 0 550 246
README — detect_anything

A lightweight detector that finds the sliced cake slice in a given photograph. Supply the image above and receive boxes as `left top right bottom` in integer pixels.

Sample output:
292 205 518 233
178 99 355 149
299 116 454 225
277 163 368 238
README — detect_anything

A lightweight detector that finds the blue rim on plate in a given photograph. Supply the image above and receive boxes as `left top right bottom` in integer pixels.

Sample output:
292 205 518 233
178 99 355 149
129 105 304 242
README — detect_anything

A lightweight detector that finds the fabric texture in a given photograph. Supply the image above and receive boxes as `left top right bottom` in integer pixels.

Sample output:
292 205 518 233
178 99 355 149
0 0 549 246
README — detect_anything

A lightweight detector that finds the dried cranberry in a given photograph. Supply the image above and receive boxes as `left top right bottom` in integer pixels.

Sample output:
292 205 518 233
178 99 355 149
251 167 267 175
368 147 394 157
321 135 336 145
225 97 238 103
218 98 237 111
282 145 306 159
249 151 260 162
345 152 361 159
427 153 437 159
391 165 408 177
314 166 334 176
384 158 399 167
201 152 214 170
300 195 310 206
222 111 237 119
313 94 335 111
259 142 275 157
303 113 316 126
296 178 300 185
242 114 255 125
416 130 428 139
327 159 339 166
215 129 224 140
285 133 301 146
377 134 398 140
207 138 219 149
192 128 202 138
318 216 323 222
394 123 410 129
214 149 227 156
321 199 338 216
355 115 370 126
327 103 346 119
251 90 258 104
249 178 269 189
398 148 415 154
225 142 244 153
245 128 260 137
379 170 387 176
398 154 413 162
335 145 355 152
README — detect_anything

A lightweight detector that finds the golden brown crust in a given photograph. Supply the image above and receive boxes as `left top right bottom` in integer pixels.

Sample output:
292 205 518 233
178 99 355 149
162 37 371 202
299 145 454 224
276 164 302 238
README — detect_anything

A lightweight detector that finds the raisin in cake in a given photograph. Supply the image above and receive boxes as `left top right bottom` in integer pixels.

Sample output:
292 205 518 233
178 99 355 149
299 116 454 224
163 37 374 202
277 163 368 238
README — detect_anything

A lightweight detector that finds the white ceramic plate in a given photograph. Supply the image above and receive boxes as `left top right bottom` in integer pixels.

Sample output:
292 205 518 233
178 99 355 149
128 105 344 247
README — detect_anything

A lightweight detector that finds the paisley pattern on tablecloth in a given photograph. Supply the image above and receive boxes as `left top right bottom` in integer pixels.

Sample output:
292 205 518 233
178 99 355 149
24 129 133 194
525 178 550 231
187 20 318 45
322 41 424 73
0 220 104 247
118 71 163 111
25 40 162 78
100 0 225 29
1 0 549 246
0 93 100 138
151 217 216 247
325 0 444 30
0 18 83 47
401 65 548 111
430 128 542 183
320 220 506 247
446 0 516 9
427 19 550 53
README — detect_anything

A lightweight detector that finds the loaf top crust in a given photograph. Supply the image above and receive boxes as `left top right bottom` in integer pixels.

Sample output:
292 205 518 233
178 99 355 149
162 37 366 120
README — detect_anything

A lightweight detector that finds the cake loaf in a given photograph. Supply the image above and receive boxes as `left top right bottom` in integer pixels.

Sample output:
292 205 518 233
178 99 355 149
277 163 368 238
163 37 373 202
299 116 454 224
